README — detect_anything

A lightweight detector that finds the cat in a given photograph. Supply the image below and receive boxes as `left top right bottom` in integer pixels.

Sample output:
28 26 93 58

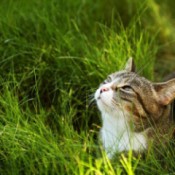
94 58 175 158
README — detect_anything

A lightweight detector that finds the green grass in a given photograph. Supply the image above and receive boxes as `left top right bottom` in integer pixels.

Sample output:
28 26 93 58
0 0 175 174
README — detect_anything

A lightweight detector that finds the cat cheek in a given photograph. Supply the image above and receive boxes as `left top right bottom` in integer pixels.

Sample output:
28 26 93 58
94 89 101 100
101 91 113 104
97 100 104 111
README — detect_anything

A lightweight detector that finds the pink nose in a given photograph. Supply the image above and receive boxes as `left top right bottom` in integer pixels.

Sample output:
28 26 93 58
100 87 109 94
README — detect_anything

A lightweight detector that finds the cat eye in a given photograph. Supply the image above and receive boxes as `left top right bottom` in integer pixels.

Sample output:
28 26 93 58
120 86 133 92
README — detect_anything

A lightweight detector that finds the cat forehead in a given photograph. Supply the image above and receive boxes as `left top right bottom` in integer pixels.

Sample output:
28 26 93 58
110 70 134 79
110 71 136 82
109 70 150 86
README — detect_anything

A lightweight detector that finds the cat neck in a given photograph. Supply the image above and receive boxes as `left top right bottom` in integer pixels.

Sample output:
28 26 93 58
101 108 130 134
101 108 147 158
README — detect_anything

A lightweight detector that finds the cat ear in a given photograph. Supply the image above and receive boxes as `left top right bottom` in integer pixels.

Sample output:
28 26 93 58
124 57 135 72
154 79 175 106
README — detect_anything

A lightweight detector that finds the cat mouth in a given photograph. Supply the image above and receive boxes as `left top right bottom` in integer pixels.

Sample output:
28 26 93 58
95 93 101 100
97 96 101 100
97 96 109 106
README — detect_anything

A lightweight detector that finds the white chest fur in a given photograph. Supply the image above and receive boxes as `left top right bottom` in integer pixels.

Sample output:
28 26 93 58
100 109 147 158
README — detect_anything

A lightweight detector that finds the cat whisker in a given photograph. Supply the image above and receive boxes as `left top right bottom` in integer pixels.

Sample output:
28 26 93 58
88 93 96 108
88 99 96 108
79 89 96 107
88 93 95 100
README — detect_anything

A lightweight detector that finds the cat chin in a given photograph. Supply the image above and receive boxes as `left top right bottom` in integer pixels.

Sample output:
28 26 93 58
97 101 121 117
95 88 115 111
96 100 110 113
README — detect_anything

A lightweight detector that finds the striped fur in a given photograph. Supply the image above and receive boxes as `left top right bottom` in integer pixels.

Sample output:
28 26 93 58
95 58 175 158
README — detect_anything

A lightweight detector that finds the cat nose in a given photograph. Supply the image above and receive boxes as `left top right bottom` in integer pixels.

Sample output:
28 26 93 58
100 87 109 94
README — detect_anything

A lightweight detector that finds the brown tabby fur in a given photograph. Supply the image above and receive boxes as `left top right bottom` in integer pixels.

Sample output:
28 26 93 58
98 58 175 151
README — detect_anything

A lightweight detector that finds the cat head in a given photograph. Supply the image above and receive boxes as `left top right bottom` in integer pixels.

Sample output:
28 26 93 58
95 58 175 124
